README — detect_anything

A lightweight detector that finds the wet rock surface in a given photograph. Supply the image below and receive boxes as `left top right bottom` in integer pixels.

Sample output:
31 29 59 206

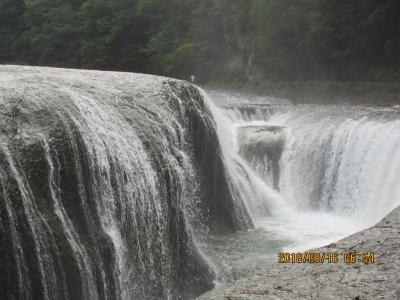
237 125 286 190
0 65 251 300
199 206 400 299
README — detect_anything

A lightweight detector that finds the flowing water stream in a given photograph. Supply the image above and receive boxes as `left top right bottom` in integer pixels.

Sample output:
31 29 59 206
201 90 400 284
1 66 400 299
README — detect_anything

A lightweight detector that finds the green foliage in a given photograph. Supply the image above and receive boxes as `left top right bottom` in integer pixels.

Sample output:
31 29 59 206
1 0 400 82
0 0 25 60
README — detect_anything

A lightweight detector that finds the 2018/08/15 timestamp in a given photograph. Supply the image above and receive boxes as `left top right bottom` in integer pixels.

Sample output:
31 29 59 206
278 252 376 264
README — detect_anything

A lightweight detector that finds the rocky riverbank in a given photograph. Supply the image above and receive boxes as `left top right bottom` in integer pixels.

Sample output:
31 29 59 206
199 206 400 299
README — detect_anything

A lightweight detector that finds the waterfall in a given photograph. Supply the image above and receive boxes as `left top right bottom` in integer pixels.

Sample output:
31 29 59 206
201 91 289 222
206 90 400 250
273 105 400 223
2 66 400 299
0 66 250 300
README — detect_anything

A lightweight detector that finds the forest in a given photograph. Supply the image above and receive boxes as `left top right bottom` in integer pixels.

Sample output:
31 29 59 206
1 0 400 83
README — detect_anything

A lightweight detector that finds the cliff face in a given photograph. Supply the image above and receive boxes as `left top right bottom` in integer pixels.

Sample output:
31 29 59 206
199 205 400 299
0 66 251 300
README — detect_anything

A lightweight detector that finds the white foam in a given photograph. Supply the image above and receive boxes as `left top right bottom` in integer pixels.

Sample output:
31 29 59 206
205 90 400 251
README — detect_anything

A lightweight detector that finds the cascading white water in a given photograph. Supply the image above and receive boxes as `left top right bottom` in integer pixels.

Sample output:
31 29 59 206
273 106 400 221
2 66 251 300
0 67 198 299
205 90 400 252
200 91 289 222
2 66 399 298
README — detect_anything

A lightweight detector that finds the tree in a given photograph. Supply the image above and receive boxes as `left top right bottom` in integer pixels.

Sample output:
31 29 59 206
0 0 25 62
